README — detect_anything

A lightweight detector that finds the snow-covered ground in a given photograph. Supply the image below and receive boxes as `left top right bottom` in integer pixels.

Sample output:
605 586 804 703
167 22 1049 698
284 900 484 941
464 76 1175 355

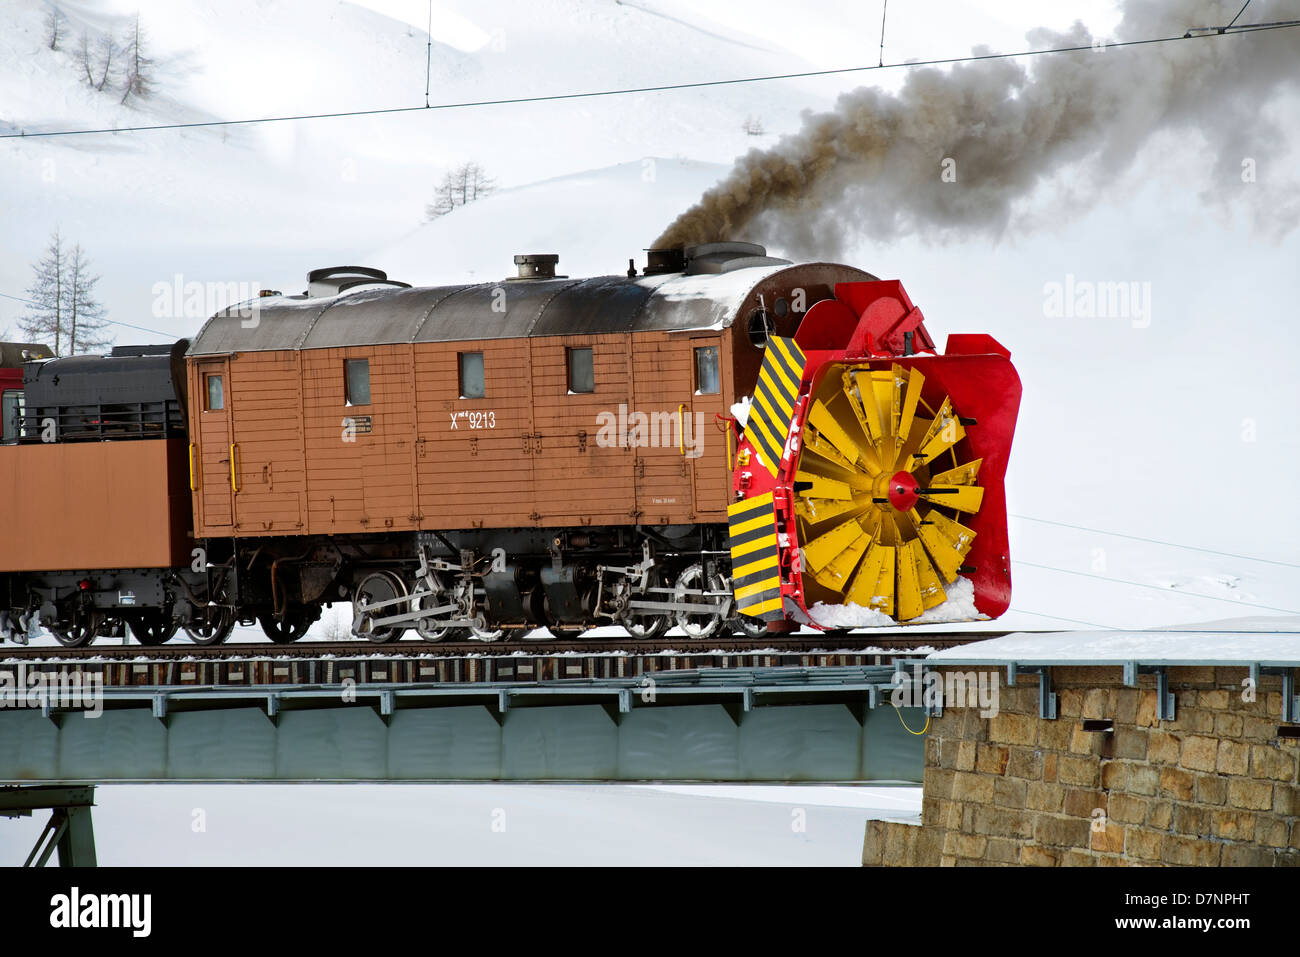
0 783 920 866
2 0 1298 864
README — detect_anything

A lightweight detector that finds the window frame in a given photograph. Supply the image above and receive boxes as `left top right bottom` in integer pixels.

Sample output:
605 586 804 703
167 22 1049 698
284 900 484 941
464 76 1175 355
458 351 486 400
344 358 371 407
694 343 721 396
204 374 225 411
567 346 595 395
1 389 22 443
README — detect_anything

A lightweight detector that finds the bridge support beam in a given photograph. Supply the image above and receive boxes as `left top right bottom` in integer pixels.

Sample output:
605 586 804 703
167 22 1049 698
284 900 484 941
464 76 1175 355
0 784 97 867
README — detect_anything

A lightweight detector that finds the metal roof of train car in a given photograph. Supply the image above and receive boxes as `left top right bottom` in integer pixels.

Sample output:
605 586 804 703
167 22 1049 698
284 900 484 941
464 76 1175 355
186 261 874 356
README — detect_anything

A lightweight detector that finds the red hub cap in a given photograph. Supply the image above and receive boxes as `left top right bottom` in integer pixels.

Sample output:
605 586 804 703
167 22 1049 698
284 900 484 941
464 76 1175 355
886 470 920 512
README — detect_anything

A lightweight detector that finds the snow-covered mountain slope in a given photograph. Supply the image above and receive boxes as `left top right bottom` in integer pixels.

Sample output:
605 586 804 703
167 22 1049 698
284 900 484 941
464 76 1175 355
0 0 837 338
369 157 728 283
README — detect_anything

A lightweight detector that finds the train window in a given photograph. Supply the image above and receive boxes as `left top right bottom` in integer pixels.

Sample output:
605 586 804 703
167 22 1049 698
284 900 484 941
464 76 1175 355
205 375 224 411
345 359 370 406
568 347 594 394
747 308 775 348
459 352 485 399
1 390 20 443
695 345 720 395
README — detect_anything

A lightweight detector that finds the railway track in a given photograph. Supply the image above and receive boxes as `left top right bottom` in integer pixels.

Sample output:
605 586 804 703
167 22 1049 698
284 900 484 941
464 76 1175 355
0 630 1032 661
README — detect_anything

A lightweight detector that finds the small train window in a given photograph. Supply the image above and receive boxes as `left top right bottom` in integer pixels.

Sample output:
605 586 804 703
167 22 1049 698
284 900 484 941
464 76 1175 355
344 359 370 406
205 375 224 411
459 352 485 399
568 347 594 394
747 308 775 348
695 345 720 395
1 390 21 443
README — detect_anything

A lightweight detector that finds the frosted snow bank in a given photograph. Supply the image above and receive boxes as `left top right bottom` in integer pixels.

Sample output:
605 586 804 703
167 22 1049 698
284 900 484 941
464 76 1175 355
927 615 1300 663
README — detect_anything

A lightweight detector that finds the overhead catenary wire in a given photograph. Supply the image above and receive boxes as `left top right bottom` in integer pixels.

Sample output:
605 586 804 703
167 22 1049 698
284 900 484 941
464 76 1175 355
1013 560 1299 615
1009 514 1300 569
1009 609 1116 629
2 19 1298 141
0 289 178 339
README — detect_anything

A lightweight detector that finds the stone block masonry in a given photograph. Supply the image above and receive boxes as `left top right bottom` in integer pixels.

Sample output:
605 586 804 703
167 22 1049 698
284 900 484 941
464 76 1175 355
862 666 1300 866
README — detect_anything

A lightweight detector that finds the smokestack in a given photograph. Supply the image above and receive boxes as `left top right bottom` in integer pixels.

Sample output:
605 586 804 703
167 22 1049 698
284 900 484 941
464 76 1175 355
513 254 560 279
654 0 1300 257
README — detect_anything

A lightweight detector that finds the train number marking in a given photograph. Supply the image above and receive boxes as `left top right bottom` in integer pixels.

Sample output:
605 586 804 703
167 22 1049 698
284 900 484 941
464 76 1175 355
450 411 497 430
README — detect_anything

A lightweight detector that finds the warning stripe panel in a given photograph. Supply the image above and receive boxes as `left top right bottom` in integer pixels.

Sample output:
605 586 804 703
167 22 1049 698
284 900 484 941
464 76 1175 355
746 337 807 478
726 492 785 621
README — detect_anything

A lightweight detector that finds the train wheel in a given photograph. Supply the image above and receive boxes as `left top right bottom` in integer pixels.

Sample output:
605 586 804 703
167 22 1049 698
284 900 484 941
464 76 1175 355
259 609 314 645
467 614 504 642
622 614 667 640
545 623 584 639
184 603 235 646
411 586 463 641
731 615 769 638
673 563 727 640
354 571 409 643
620 570 669 639
50 620 96 648
126 610 178 647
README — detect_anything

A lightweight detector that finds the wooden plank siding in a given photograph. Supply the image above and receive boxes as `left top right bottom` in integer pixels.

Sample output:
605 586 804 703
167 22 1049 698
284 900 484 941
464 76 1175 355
227 351 305 533
416 338 535 528
530 334 635 526
187 326 744 538
190 356 233 530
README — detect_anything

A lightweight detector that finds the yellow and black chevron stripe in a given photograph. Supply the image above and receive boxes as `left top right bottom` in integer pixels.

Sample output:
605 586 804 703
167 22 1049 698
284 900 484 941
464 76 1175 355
727 491 784 621
746 336 807 478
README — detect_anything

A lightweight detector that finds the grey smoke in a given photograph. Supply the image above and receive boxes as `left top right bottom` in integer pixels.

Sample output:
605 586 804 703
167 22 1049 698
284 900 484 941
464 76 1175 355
654 0 1300 257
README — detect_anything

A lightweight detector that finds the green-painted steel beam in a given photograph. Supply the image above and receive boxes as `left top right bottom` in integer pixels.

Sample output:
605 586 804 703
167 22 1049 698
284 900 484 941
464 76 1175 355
0 699 923 783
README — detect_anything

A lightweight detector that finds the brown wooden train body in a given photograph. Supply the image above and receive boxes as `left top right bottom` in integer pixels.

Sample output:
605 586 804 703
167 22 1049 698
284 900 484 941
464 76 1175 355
186 258 871 541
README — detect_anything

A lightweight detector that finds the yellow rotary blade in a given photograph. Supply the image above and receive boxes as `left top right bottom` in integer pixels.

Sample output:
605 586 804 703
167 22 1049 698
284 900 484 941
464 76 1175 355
803 518 867 575
912 540 948 610
895 364 925 446
915 397 966 464
894 541 924 620
919 509 977 565
807 399 867 468
842 370 883 445
919 483 984 513
930 458 981 486
801 424 860 473
844 541 888 609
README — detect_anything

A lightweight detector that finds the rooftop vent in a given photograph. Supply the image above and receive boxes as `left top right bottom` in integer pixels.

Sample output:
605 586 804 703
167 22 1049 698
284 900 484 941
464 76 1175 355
641 242 791 276
306 266 410 298
511 254 564 280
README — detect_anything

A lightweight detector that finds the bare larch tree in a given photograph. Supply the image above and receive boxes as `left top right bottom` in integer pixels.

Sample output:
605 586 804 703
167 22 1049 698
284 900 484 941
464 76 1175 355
425 162 497 220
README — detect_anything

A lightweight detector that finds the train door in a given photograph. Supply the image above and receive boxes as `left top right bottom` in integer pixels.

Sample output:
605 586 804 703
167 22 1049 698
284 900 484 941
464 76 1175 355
195 358 233 528
689 336 729 518
529 336 635 526
630 335 693 524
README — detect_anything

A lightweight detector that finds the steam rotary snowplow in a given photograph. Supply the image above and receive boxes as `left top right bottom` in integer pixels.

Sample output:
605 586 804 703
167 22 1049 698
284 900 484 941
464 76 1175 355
728 279 1021 628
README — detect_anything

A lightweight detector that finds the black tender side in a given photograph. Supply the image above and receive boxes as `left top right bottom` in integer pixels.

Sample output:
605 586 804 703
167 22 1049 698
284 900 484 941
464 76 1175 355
21 341 190 443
